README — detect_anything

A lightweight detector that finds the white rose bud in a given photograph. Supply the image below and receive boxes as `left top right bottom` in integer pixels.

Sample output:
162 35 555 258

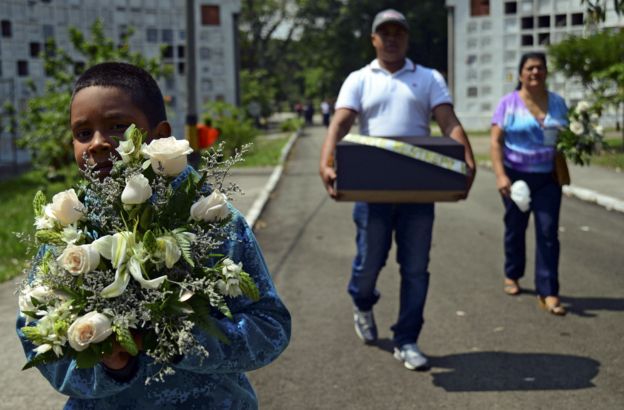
569 121 584 136
222 258 243 276
116 140 136 163
141 136 193 176
57 244 100 275
45 189 85 226
190 190 230 222
67 312 113 352
121 174 153 205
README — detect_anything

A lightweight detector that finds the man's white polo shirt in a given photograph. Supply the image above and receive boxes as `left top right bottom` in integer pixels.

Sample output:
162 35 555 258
335 58 452 137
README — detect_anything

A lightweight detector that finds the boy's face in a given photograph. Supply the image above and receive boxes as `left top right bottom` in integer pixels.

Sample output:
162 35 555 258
70 85 169 177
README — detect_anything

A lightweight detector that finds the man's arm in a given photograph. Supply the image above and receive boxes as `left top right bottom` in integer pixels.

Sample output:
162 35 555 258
319 108 358 197
433 104 476 197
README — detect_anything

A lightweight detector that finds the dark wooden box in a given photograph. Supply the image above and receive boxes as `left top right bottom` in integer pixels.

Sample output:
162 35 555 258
334 136 467 202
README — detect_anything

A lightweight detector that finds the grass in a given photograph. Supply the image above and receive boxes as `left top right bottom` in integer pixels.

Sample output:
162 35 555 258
236 132 292 168
592 137 624 169
0 168 80 283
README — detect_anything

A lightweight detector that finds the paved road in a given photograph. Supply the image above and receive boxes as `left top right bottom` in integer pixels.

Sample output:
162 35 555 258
247 126 624 409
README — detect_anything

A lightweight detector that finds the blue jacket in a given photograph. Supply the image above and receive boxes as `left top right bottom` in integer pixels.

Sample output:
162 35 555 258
16 168 291 409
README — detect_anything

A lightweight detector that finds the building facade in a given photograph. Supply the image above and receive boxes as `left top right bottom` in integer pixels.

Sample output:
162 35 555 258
446 0 622 130
0 0 240 165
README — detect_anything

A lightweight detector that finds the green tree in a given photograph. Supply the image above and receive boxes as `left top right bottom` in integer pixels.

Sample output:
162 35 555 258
582 0 624 23
17 20 170 176
549 28 624 140
240 69 278 119
239 1 448 110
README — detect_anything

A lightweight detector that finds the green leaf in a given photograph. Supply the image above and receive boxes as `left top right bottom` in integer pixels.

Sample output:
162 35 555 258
139 205 153 230
143 230 158 254
22 350 57 370
189 297 230 345
33 191 47 218
239 271 260 302
75 347 100 368
115 327 138 356
174 230 195 267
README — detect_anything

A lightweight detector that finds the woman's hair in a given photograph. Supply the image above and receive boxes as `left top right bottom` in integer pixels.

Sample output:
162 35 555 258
72 62 167 128
515 52 548 90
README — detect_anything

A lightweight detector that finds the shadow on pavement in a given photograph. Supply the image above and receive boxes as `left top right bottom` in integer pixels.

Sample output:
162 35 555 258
429 351 599 392
559 295 624 317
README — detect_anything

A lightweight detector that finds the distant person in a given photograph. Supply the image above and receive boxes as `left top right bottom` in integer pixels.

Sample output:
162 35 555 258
490 52 568 315
294 101 303 118
320 99 331 127
304 101 314 125
319 9 475 371
197 118 220 149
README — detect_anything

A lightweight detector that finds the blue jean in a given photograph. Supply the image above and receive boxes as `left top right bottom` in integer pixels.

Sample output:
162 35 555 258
503 168 562 297
349 202 434 347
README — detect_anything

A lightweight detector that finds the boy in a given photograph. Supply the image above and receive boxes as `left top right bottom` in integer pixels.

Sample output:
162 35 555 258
17 62 291 409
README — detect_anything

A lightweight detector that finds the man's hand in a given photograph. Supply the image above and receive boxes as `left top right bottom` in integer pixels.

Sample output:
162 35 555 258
320 163 337 198
319 108 357 198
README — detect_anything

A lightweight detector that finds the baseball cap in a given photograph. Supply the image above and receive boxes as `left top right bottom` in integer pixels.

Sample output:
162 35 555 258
371 9 409 33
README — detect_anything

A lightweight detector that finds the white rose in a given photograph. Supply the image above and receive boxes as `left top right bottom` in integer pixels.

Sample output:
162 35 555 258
121 174 153 205
67 312 113 352
141 137 193 176
19 285 54 318
190 190 229 222
570 121 584 136
594 125 604 136
57 244 100 275
575 100 590 114
45 189 85 226
116 140 136 163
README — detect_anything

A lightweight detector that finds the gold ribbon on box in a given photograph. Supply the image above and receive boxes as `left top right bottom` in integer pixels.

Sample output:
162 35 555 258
342 134 467 175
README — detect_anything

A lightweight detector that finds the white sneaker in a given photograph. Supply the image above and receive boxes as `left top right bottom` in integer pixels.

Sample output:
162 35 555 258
353 307 377 344
393 343 430 371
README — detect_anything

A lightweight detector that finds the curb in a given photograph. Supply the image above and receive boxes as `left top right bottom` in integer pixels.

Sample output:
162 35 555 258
245 128 301 228
478 161 624 214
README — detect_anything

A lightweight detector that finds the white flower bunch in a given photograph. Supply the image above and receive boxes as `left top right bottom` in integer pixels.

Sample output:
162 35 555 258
19 124 258 377
558 100 605 166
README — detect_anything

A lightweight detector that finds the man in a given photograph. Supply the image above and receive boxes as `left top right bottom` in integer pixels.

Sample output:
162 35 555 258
319 9 475 371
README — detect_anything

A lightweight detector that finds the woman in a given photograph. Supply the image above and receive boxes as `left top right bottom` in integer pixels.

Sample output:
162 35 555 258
490 52 568 315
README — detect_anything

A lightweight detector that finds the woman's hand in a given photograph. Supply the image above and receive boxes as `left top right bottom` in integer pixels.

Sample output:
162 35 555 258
496 173 512 197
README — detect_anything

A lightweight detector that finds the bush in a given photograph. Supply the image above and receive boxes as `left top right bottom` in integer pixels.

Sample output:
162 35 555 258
280 117 304 132
203 101 258 158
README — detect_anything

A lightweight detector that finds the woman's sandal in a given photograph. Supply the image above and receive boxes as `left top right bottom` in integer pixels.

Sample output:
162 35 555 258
503 279 521 296
537 296 567 316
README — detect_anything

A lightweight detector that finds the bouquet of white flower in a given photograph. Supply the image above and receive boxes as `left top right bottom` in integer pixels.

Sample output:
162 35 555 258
18 125 258 382
558 100 605 166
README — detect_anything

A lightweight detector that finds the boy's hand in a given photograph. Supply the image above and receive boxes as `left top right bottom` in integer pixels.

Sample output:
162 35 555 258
102 332 143 370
